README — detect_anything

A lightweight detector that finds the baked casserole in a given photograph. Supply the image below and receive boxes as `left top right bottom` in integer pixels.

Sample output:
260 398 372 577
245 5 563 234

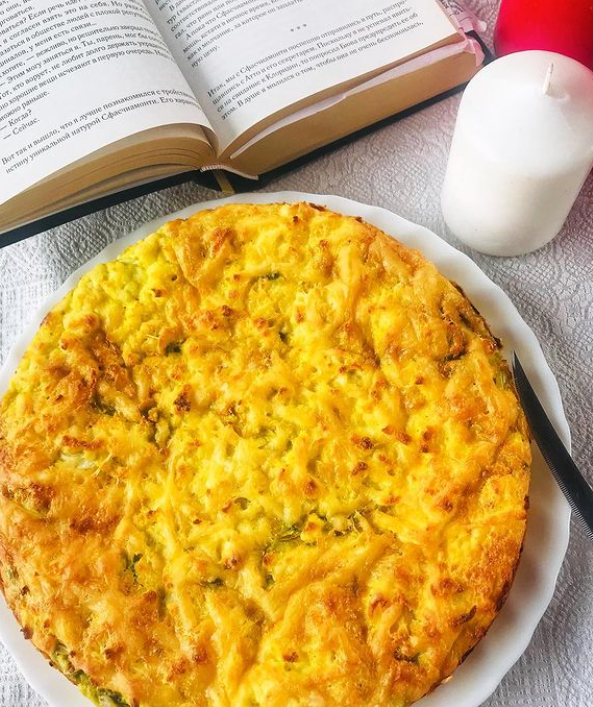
0 203 531 707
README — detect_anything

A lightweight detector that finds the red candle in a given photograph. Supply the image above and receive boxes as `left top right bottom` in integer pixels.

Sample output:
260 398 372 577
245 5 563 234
494 0 593 71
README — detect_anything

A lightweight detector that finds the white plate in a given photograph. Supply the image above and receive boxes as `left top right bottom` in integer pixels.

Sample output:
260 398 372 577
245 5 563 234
0 192 571 707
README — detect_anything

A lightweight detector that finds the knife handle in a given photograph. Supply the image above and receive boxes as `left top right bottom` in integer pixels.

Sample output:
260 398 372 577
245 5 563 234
513 354 593 540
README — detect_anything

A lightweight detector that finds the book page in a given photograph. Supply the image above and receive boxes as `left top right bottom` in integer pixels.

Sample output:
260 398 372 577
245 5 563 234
146 0 457 151
0 0 212 205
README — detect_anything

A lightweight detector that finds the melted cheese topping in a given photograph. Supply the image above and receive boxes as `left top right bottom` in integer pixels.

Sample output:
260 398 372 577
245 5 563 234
0 203 530 707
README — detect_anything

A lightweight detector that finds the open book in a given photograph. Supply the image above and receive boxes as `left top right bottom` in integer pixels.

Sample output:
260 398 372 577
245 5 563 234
0 0 484 237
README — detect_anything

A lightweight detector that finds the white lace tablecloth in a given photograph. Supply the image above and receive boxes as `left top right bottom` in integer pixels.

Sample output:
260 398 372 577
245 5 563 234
1 1 592 705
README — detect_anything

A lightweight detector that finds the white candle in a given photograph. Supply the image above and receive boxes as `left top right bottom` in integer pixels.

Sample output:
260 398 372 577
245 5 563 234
441 50 593 256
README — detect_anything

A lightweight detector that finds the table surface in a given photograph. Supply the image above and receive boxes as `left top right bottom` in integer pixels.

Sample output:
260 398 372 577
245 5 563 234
1 1 592 705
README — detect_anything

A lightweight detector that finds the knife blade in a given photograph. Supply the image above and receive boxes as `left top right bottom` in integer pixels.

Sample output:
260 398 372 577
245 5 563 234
512 353 593 541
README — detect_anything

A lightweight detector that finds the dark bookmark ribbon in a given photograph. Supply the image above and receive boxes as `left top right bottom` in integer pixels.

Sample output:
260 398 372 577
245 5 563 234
513 353 593 541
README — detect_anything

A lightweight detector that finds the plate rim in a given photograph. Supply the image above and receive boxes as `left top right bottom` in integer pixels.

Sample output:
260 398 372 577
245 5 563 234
0 191 571 707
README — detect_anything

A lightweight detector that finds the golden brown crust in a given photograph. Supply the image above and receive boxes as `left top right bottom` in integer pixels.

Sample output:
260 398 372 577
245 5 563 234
0 203 531 707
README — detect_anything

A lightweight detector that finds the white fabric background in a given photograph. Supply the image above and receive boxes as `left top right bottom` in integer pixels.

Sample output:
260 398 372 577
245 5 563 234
1 1 592 704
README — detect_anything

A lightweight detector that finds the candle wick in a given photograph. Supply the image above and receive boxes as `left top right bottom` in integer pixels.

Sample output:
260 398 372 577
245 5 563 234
542 63 554 95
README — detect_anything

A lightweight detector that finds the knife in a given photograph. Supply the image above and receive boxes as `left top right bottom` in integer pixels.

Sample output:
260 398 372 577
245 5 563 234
512 353 593 541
